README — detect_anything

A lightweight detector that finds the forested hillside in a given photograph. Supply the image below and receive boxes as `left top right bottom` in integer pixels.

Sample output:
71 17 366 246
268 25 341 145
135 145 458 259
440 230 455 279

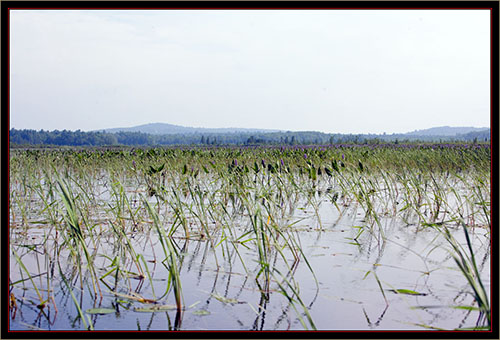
9 128 490 147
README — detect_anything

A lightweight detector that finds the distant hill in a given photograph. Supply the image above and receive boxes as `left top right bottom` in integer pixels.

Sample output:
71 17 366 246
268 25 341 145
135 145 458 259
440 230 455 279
100 123 489 137
11 124 489 147
99 122 281 135
455 129 490 141
404 126 489 136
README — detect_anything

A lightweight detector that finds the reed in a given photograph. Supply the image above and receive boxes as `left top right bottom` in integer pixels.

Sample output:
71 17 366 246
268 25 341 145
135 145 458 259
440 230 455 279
8 143 490 330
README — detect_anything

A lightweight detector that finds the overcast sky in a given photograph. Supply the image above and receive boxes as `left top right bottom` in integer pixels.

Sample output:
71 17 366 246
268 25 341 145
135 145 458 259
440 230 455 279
10 9 490 134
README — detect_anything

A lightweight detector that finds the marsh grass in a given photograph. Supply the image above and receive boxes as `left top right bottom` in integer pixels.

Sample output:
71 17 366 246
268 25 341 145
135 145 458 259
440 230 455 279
440 222 490 328
8 143 491 330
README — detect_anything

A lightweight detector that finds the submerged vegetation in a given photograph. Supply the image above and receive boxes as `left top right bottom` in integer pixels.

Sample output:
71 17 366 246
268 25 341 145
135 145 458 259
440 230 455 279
9 143 491 331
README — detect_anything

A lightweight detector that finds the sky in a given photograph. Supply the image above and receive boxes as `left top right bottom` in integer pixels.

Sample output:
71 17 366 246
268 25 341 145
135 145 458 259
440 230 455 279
10 9 491 134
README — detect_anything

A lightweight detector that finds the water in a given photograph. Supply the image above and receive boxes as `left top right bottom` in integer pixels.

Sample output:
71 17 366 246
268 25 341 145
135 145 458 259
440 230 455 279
9 189 490 331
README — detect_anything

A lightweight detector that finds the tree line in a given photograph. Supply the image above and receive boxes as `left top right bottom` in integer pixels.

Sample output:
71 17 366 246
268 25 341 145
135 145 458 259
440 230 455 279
9 128 489 147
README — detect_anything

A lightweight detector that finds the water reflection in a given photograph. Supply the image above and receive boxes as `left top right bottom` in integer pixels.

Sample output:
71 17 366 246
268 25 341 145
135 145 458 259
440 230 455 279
9 174 491 331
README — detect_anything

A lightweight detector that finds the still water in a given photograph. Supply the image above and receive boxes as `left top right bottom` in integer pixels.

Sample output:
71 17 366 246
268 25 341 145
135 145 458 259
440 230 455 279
9 189 490 331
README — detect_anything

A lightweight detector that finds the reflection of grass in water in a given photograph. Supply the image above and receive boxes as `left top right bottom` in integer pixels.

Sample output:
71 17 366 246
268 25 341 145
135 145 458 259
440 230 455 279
8 144 490 330
11 248 47 309
56 176 102 299
58 262 93 330
440 222 490 329
144 198 183 313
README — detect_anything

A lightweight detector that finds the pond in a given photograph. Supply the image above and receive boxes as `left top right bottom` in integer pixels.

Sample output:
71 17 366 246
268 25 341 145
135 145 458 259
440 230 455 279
8 146 491 331
9 182 490 331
